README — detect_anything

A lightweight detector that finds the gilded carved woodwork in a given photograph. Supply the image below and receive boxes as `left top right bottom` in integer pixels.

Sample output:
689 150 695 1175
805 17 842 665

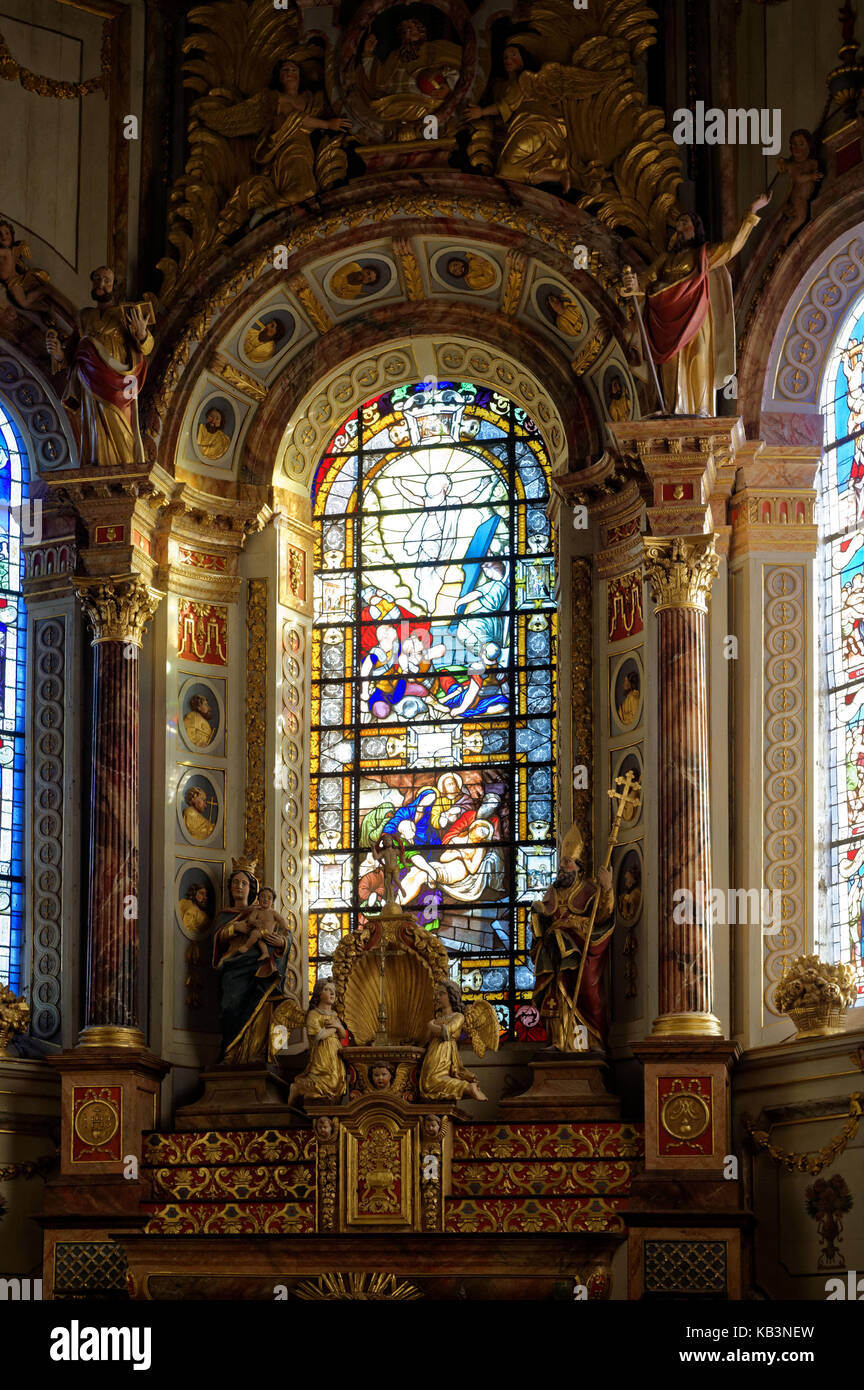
74 575 163 646
642 536 720 614
0 982 29 1055
210 354 268 403
157 0 681 296
393 238 425 301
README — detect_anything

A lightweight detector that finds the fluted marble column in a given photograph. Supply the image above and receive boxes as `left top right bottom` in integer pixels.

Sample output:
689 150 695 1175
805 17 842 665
74 576 162 1047
643 536 721 1037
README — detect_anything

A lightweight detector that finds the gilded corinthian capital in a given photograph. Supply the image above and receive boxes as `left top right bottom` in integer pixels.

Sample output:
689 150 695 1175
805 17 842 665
74 575 163 646
642 535 719 613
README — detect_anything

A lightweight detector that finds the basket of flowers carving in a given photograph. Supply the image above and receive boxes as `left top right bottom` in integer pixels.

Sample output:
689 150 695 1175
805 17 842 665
773 954 859 1039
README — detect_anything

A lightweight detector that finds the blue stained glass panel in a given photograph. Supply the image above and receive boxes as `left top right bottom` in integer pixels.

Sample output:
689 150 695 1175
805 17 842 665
0 399 27 992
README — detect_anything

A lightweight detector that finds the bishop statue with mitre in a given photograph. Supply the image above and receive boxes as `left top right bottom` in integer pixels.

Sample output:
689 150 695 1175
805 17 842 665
529 822 615 1053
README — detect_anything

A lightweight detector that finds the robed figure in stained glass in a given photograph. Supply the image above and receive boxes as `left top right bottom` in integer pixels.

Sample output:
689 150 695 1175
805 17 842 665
530 824 614 1050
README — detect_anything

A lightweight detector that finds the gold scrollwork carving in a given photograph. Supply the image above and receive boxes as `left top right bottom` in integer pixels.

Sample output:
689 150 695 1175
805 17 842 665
642 535 719 613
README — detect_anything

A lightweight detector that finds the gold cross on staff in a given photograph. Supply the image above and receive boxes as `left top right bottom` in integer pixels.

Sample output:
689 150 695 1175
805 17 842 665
608 770 641 846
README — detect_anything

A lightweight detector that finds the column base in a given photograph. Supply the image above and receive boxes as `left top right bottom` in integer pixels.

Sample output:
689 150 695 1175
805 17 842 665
651 1011 722 1038
77 1025 147 1049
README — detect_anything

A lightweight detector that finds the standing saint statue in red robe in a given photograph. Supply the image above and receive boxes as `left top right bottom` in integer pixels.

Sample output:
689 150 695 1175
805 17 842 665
622 193 771 416
47 266 154 468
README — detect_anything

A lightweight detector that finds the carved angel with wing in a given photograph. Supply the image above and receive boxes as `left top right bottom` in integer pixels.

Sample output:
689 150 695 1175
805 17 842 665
419 980 499 1102
159 2 350 291
198 53 350 236
465 0 682 257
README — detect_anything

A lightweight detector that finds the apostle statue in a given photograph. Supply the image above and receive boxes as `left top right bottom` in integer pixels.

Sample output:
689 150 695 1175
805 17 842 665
46 266 154 467
529 823 614 1051
621 194 771 415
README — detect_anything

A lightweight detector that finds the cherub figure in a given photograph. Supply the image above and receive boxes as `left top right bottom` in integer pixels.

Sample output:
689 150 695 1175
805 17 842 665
776 129 823 247
0 217 50 313
233 886 292 978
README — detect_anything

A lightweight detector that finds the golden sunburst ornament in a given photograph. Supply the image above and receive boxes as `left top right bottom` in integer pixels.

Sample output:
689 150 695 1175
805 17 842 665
293 1273 422 1300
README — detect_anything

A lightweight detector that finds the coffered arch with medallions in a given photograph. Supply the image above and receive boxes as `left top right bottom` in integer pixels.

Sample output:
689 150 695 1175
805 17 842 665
144 176 648 494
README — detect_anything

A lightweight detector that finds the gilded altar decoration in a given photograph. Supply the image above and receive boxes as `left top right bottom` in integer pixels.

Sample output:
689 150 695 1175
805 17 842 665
71 1086 122 1163
158 3 349 293
772 953 859 1038
607 569 644 641
48 268 155 468
419 980 498 1102
75 575 163 647
178 599 228 666
657 1077 713 1156
464 0 681 258
354 12 462 127
775 129 823 248
0 982 29 1057
294 1273 422 1300
287 978 348 1106
0 216 53 318
642 535 719 613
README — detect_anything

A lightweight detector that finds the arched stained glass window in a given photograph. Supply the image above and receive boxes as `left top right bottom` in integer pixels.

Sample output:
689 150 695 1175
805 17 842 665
0 399 28 992
309 382 557 1038
820 295 864 998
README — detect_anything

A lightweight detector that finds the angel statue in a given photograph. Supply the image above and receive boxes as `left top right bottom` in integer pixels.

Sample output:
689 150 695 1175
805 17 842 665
419 981 499 1102
286 977 349 1107
463 0 683 260
194 54 350 237
529 821 614 1051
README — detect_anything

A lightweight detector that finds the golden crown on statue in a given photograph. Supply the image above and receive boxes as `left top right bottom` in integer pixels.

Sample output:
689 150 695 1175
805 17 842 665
230 855 258 878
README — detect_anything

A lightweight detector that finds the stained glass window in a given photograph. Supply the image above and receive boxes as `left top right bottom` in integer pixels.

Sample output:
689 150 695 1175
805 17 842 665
819 296 864 998
0 399 28 992
309 382 557 1038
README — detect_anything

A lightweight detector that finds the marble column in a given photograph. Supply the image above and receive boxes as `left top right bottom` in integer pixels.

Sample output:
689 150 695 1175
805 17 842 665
74 576 161 1047
642 535 721 1036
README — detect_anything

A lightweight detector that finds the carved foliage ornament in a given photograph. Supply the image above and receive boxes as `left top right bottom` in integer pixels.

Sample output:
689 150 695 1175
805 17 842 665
157 0 681 297
75 576 163 646
642 536 719 613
